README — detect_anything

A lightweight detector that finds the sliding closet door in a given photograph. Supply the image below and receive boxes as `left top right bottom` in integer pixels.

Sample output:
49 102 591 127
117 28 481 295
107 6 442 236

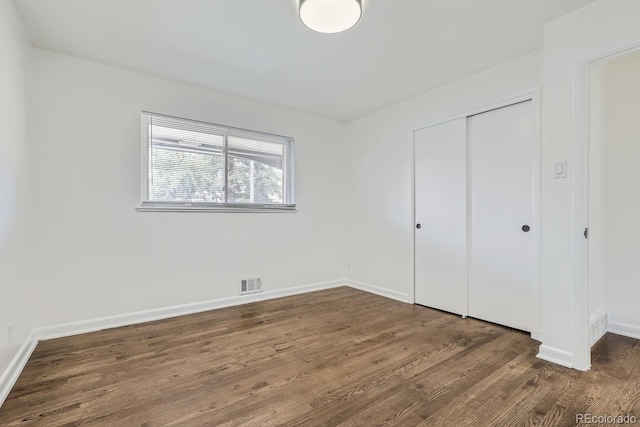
414 119 467 316
467 101 535 332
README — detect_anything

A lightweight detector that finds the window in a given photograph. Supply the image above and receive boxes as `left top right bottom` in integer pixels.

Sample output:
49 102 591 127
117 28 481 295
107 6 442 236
139 112 295 212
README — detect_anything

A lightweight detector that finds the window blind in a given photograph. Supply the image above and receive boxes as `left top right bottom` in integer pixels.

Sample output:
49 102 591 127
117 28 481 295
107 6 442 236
140 112 295 212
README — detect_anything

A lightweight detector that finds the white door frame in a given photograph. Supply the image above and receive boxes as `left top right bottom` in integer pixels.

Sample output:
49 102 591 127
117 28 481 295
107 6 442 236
411 89 542 340
573 37 640 371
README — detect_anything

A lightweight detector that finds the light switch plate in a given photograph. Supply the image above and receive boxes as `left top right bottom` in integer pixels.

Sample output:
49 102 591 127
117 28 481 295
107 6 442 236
553 161 567 179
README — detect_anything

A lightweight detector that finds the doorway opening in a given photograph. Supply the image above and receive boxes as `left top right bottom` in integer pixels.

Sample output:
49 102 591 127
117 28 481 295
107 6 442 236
579 43 640 371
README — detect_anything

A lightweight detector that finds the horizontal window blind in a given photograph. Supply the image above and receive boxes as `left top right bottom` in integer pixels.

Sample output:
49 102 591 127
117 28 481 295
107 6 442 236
140 112 294 211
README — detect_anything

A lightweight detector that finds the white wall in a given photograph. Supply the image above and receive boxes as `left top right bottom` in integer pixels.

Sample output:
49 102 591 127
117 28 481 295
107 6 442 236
602 51 640 331
0 0 33 371
540 0 640 369
27 49 349 328
345 50 542 301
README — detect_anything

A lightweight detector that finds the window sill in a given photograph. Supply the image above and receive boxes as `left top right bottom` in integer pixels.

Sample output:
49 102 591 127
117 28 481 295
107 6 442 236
136 203 297 213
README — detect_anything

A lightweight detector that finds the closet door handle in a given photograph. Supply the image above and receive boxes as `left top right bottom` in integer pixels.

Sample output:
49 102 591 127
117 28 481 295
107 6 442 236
416 224 422 229
522 225 530 232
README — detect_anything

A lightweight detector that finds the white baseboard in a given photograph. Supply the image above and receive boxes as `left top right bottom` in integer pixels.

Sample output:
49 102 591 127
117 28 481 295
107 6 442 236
608 320 640 340
19 280 408 344
35 280 347 341
0 331 38 408
347 280 411 303
537 345 574 369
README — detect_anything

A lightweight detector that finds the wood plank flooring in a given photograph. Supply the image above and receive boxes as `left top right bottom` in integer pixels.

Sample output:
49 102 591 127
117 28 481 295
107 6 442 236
0 287 639 426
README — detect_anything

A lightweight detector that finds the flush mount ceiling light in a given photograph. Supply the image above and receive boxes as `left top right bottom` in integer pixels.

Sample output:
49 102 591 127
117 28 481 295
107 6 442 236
299 0 362 34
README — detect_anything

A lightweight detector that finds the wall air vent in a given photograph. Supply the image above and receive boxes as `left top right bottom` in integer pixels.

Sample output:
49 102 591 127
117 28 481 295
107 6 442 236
241 278 262 295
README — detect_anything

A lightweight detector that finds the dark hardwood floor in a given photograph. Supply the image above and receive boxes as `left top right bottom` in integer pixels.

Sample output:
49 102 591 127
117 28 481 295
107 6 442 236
0 287 638 426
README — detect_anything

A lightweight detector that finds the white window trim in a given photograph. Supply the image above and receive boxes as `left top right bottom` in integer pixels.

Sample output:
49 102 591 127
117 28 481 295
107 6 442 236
137 112 296 213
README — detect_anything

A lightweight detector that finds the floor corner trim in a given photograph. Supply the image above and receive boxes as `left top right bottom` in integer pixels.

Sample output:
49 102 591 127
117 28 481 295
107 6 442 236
347 280 411 303
0 331 38 408
536 344 574 369
608 320 640 340
34 279 348 342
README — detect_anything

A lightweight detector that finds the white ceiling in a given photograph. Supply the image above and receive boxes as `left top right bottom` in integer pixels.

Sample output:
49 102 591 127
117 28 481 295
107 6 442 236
15 0 596 122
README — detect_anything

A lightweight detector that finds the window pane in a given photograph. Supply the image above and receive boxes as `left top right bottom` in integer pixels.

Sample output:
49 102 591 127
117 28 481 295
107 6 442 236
141 112 294 209
227 137 284 204
149 125 225 202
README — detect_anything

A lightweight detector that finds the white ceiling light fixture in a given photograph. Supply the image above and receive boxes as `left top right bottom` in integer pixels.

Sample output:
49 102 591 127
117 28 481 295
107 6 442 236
299 0 362 34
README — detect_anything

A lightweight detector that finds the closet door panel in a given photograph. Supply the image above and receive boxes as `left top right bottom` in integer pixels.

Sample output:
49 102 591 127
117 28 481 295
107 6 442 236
414 118 467 316
467 101 535 332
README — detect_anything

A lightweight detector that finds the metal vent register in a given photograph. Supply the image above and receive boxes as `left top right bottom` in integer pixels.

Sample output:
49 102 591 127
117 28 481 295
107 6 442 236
241 278 262 294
